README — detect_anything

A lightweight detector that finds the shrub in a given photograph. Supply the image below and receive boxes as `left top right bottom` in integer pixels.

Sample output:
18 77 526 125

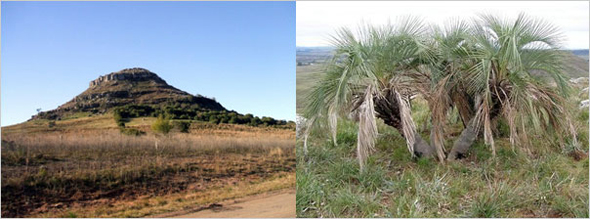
261 116 274 126
250 117 262 126
114 105 155 119
173 121 191 133
111 104 290 127
209 117 219 124
114 110 123 122
151 116 172 134
119 127 146 136
114 110 127 127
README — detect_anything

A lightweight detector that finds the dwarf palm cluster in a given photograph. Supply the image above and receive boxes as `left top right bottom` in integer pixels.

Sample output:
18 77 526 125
303 14 578 170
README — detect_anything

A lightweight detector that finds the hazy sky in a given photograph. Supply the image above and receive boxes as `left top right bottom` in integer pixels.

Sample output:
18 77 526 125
1 1 295 126
297 1 589 49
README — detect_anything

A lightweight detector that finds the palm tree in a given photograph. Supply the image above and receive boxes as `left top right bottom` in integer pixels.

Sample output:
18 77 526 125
303 18 437 170
303 14 577 170
413 19 476 161
436 14 577 160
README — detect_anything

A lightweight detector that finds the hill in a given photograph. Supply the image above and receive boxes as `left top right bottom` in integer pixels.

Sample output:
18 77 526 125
563 50 590 78
295 47 589 78
296 47 333 66
16 67 292 130
33 68 225 121
571 49 589 61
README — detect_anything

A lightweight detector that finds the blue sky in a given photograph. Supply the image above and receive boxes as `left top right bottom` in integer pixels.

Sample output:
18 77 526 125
1 1 295 126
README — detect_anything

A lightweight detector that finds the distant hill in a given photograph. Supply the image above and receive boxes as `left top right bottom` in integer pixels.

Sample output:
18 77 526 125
24 68 292 129
296 47 334 66
34 68 225 120
295 47 589 78
571 49 589 61
562 50 589 78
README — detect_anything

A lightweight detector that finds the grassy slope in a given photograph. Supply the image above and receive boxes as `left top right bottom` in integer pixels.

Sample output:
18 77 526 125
563 52 590 78
296 61 589 217
1 115 295 217
296 64 325 113
1 114 292 136
2 114 115 134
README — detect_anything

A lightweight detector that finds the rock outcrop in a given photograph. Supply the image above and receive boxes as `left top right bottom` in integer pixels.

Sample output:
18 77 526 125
89 68 167 87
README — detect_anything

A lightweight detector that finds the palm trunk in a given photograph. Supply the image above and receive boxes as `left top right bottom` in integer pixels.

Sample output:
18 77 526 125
446 117 479 160
447 92 503 160
379 110 434 157
373 90 435 158
414 132 435 157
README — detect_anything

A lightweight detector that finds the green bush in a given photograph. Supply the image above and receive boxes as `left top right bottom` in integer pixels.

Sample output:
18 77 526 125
173 121 191 133
114 110 127 127
114 105 155 118
209 117 219 124
119 127 145 136
151 116 172 134
114 110 123 123
110 104 292 128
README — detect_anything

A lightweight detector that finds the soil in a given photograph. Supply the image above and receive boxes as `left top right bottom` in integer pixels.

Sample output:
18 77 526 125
164 189 296 218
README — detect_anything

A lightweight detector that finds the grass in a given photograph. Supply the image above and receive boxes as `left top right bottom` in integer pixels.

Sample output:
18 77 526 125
297 126 589 217
296 64 326 113
297 107 589 218
37 173 295 218
1 116 295 217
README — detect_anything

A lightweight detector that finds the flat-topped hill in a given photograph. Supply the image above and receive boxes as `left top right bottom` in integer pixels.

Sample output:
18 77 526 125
33 68 225 120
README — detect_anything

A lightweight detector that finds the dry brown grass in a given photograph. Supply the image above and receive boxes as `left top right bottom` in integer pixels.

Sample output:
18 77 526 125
1 120 295 218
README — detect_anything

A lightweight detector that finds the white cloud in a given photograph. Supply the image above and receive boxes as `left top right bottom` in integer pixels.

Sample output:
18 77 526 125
297 1 589 49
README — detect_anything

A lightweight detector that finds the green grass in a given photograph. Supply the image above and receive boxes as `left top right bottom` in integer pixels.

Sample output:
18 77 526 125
296 119 589 218
296 64 326 113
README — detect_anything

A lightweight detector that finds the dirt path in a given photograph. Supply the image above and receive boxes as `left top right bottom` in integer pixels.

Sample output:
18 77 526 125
173 189 295 218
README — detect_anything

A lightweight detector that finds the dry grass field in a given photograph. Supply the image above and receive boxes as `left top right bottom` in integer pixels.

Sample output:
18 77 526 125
1 117 295 217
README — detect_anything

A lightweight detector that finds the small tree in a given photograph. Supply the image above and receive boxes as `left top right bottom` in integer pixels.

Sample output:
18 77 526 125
120 127 146 136
114 111 125 127
173 121 191 133
151 115 172 134
228 116 238 124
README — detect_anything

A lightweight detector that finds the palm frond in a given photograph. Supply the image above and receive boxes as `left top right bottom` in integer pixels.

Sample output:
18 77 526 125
356 85 378 171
